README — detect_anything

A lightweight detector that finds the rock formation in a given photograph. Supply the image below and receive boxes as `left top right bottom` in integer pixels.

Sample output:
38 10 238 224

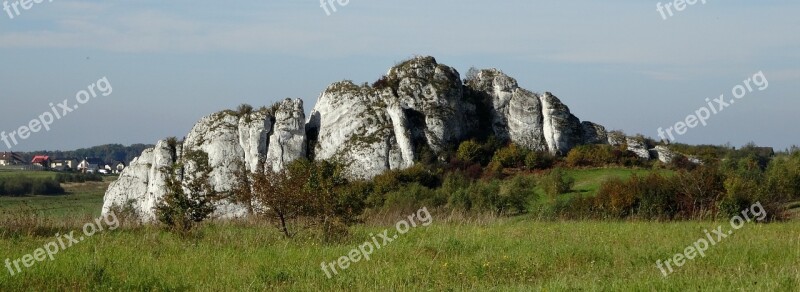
102 56 616 220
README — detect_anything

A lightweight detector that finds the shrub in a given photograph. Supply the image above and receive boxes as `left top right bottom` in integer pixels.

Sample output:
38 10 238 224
636 173 678 219
497 175 536 215
456 140 483 163
492 143 527 168
594 177 637 218
55 172 103 183
540 168 574 199
30 179 64 196
593 173 678 219
466 180 500 213
384 183 444 212
566 145 615 167
674 166 726 217
719 176 760 218
524 151 554 170
155 150 219 234
236 104 254 118
440 172 472 210
0 176 65 197
482 160 504 180
668 155 696 171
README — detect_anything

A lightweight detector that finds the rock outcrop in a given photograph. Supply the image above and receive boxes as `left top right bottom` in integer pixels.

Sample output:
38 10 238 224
101 140 178 222
102 99 306 220
464 69 605 155
102 56 614 219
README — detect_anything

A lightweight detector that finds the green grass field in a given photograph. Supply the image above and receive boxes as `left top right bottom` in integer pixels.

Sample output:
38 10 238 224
1 169 798 291
0 170 57 179
0 172 112 219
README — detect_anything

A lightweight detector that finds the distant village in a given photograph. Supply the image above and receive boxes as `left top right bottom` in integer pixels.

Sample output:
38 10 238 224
0 152 125 174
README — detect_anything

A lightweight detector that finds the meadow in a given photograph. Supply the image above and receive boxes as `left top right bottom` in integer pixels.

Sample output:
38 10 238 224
0 169 798 291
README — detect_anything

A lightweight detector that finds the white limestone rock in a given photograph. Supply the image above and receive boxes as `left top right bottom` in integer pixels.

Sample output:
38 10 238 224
465 69 598 155
582 121 608 145
307 82 408 179
103 56 621 220
652 145 676 164
626 137 651 159
387 56 473 153
266 99 307 172
308 56 472 179
466 69 547 152
102 102 306 221
101 139 177 222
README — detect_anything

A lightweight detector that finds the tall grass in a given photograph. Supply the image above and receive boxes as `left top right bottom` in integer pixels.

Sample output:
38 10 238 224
0 216 797 291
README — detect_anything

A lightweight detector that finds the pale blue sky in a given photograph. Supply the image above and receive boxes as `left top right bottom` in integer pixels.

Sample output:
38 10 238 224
1 0 797 151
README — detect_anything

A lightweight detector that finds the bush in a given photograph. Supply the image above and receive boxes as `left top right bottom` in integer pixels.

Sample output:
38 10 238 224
674 166 726 216
492 143 527 168
540 168 574 199
55 172 103 183
524 151 554 170
0 175 64 196
593 173 678 219
155 150 219 234
719 176 760 218
466 180 500 213
456 140 483 163
366 164 442 209
497 175 536 215
30 179 64 195
566 145 616 167
482 160 504 180
594 177 637 218
639 174 679 218
384 183 444 212
440 172 472 211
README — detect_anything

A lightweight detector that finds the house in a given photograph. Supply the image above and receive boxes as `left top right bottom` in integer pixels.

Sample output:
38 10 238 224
0 152 24 166
115 162 126 174
31 155 51 168
50 159 78 171
78 158 104 173
103 162 126 174
753 147 776 158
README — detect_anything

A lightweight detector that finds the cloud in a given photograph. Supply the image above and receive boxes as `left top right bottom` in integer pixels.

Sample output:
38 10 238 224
0 0 797 67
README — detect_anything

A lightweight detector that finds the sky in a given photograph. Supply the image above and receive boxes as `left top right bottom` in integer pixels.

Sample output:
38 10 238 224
0 0 798 152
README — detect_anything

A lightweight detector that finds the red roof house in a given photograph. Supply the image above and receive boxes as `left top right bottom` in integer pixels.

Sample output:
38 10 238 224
31 155 51 167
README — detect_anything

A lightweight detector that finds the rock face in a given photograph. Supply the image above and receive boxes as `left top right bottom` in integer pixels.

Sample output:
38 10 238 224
626 137 652 159
102 56 613 219
101 140 178 222
102 99 306 220
652 145 676 163
464 68 604 155
307 57 475 179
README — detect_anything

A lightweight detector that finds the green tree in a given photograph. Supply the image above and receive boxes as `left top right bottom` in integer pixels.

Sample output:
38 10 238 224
155 149 219 233
251 160 313 238
456 140 483 163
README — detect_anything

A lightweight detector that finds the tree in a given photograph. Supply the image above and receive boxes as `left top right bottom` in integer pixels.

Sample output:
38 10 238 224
540 168 574 200
456 140 483 163
251 160 313 238
155 149 219 233
307 160 352 241
674 166 725 217
229 159 255 215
